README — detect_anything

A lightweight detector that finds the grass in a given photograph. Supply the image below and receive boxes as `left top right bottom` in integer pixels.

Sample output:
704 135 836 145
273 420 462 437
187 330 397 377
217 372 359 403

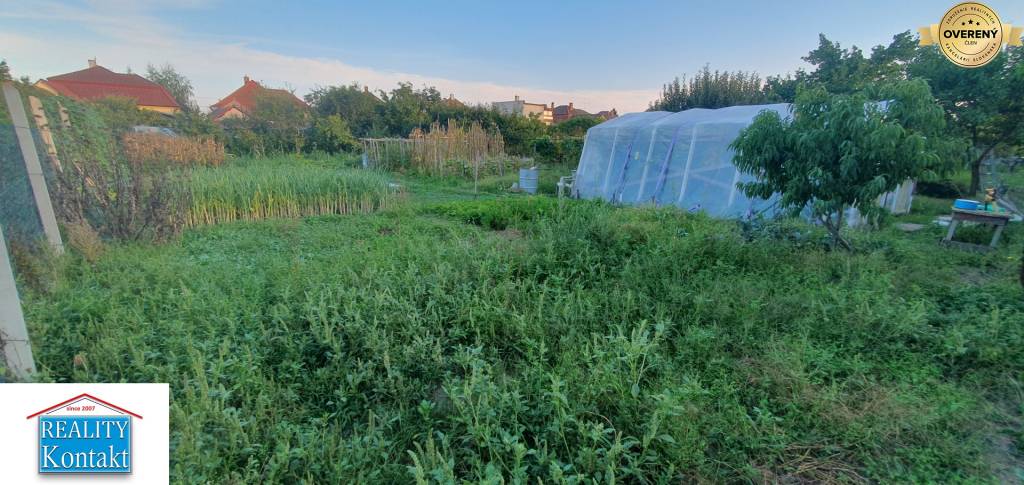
20 181 1024 482
186 156 400 226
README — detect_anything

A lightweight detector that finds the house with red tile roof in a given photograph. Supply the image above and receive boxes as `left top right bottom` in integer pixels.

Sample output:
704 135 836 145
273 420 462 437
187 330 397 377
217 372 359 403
210 76 308 122
34 59 181 114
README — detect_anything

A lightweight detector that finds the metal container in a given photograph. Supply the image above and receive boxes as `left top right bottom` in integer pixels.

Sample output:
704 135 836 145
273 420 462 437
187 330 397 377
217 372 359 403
519 167 539 194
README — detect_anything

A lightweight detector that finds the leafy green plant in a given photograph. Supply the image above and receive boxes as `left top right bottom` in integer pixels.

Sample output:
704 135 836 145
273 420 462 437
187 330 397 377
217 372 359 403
22 198 1022 483
731 80 946 249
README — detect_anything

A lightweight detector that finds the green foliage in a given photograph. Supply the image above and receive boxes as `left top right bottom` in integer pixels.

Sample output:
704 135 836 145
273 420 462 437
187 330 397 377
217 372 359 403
305 80 557 156
187 156 398 226
650 65 774 111
0 59 11 81
731 81 946 248
169 111 225 141
145 63 199 113
305 83 382 137
549 116 600 138
908 44 1024 194
23 196 1023 483
426 196 560 230
308 114 359 153
531 136 584 165
223 91 310 156
377 82 438 137
89 96 167 134
799 32 918 94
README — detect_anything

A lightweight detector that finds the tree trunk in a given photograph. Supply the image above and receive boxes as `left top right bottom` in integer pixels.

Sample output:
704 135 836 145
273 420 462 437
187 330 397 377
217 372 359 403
821 213 852 251
969 144 998 195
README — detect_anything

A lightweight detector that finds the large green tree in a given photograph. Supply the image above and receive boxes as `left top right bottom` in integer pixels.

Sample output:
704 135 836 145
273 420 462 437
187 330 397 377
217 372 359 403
767 32 919 102
730 81 946 249
145 63 198 114
305 83 382 138
907 45 1024 194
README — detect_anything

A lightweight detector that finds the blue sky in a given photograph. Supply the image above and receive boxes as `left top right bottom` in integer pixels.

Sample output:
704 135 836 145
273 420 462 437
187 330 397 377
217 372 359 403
2 0 1023 112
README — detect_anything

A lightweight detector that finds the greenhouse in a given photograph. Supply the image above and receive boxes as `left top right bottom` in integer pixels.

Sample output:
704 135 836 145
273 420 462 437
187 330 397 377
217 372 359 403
571 104 914 219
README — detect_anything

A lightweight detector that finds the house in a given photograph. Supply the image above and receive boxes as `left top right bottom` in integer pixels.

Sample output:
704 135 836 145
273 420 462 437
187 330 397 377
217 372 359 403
492 95 553 125
34 59 180 114
210 76 308 122
594 109 619 121
551 103 617 124
443 93 465 108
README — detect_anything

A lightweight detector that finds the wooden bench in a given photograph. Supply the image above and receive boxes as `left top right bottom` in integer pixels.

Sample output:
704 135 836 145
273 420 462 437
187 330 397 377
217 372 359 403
941 208 1012 252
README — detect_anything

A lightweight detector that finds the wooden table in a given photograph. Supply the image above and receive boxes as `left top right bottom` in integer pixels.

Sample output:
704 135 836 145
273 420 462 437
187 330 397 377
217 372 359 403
941 208 1012 251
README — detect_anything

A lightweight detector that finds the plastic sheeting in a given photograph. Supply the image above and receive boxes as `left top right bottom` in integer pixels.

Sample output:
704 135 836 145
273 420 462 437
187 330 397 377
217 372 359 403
573 104 791 218
573 103 916 220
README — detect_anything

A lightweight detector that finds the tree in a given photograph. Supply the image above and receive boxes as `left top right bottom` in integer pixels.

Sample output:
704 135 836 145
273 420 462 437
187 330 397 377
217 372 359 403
223 91 310 156
305 83 382 137
376 82 439 137
798 32 917 95
145 63 198 114
730 81 946 249
0 60 11 81
309 114 359 153
907 45 1024 194
650 65 770 111
550 116 600 137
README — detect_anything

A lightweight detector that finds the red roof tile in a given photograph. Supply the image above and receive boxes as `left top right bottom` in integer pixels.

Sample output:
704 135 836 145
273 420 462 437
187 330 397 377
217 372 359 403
211 78 307 120
41 65 180 108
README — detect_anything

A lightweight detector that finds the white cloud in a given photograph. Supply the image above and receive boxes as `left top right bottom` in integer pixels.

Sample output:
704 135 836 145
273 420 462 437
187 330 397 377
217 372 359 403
0 1 656 112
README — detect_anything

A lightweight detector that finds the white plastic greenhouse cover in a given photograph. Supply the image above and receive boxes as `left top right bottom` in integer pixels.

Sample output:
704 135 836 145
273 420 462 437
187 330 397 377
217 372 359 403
573 104 792 218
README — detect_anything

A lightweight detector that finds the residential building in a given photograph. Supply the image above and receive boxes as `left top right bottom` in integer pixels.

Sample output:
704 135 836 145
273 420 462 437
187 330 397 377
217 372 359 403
34 59 181 114
210 76 308 122
443 93 465 108
492 95 553 125
551 102 617 124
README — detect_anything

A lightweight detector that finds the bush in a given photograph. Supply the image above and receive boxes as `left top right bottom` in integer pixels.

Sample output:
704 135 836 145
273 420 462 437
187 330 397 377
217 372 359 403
917 179 962 199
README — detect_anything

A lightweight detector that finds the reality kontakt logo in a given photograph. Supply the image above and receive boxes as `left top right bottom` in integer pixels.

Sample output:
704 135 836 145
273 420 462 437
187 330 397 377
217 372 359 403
25 393 141 474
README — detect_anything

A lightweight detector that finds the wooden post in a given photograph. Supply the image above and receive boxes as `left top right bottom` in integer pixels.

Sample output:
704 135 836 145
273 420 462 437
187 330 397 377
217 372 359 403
0 224 37 379
2 82 63 254
28 96 63 173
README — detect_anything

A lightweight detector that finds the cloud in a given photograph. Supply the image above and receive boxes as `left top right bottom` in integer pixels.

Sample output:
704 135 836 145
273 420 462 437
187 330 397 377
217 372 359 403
0 1 656 112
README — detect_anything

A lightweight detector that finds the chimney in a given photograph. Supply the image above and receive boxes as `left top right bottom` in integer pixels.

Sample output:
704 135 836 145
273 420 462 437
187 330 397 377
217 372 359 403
514 95 519 101
568 102 574 112
550 102 554 109
364 86 369 93
87 58 97 68
243 75 250 84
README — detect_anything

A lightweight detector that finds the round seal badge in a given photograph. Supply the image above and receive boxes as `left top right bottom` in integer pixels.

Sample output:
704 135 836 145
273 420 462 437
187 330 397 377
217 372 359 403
937 2 1003 67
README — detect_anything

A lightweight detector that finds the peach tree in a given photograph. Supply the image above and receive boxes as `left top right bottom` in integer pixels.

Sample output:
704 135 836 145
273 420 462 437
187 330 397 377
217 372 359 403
730 80 947 249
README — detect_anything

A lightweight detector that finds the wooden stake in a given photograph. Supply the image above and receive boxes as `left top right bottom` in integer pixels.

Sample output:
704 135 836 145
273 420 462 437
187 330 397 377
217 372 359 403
28 96 63 173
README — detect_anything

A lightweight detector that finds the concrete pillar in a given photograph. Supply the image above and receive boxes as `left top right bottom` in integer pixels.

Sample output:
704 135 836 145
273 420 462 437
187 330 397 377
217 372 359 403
0 224 36 379
2 82 63 253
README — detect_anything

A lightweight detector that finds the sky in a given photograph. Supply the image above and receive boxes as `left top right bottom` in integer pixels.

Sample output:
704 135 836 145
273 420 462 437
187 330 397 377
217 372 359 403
2 0 1023 113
